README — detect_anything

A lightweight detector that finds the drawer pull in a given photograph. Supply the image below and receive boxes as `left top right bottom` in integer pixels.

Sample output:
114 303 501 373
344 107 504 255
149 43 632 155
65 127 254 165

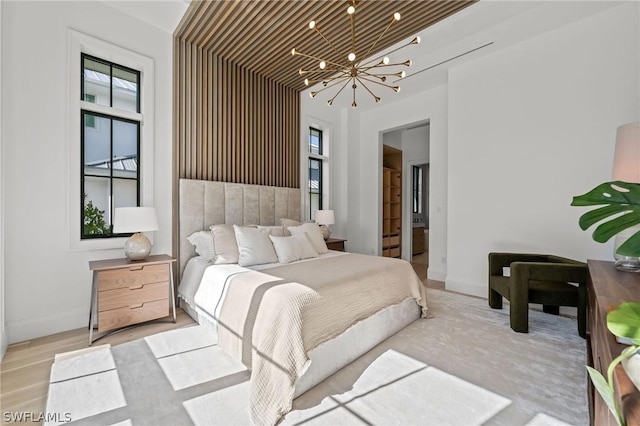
130 303 144 309
129 285 144 290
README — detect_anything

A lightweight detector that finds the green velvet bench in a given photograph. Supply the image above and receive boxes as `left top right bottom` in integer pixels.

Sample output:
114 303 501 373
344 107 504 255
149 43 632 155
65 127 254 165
488 252 587 338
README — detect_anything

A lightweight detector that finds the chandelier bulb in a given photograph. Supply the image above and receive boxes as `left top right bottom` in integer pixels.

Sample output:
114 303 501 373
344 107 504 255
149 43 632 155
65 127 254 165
304 78 309 86
348 52 356 62
413 36 421 45
322 81 328 87
309 21 316 30
382 57 390 65
393 86 400 93
381 76 387 82
310 91 317 98
347 5 355 15
352 101 357 108
404 60 412 66
375 97 381 103
327 99 333 106
400 71 406 78
298 68 304 76
319 61 326 69
291 48 297 56
393 12 401 21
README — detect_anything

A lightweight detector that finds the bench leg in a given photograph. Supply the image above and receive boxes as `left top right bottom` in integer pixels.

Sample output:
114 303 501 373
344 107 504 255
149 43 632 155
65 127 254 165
510 301 529 333
488 287 503 309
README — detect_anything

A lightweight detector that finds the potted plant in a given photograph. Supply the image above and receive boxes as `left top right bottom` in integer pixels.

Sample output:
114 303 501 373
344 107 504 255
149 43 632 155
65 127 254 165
572 181 640 425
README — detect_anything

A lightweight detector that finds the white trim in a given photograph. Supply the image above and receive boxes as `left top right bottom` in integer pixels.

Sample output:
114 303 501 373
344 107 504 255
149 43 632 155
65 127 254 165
80 100 142 122
302 116 333 221
67 29 155 251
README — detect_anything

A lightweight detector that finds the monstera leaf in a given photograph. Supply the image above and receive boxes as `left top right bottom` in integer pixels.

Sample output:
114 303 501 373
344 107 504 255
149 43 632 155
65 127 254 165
571 181 640 256
608 302 640 345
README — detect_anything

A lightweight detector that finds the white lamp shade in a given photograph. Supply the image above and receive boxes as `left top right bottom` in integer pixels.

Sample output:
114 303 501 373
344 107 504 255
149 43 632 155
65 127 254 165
612 122 640 183
315 209 335 225
113 207 159 233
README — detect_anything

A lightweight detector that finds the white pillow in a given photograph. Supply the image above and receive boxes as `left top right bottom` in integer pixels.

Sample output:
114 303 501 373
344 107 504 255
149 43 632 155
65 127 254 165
209 224 239 264
280 218 302 236
186 230 215 262
269 234 319 264
257 225 286 237
287 223 328 254
233 225 279 267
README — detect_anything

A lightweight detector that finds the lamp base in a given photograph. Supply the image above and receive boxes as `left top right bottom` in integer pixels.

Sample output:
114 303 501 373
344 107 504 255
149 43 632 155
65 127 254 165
615 257 640 273
124 232 151 261
319 225 330 240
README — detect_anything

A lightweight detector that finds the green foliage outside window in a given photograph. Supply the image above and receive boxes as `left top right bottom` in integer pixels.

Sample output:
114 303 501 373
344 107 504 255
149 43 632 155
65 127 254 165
83 194 110 236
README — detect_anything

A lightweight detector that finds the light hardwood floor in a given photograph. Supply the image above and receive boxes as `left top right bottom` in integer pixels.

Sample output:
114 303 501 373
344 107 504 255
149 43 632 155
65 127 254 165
0 309 196 425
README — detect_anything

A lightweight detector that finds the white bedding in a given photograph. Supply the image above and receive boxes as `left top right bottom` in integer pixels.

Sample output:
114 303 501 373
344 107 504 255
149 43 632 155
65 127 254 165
179 251 347 316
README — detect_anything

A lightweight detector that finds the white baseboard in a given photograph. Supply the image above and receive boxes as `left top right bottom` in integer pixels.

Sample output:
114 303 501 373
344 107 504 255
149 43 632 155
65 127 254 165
7 309 87 344
427 267 446 282
445 276 486 298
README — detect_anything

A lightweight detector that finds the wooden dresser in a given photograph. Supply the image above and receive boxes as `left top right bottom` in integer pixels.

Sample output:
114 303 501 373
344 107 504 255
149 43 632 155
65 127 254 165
587 260 640 425
89 254 176 344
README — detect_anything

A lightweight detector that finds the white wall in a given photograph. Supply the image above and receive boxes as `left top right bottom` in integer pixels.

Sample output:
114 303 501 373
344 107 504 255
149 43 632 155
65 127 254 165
3 1 174 343
300 2 640 293
0 0 7 359
446 2 640 296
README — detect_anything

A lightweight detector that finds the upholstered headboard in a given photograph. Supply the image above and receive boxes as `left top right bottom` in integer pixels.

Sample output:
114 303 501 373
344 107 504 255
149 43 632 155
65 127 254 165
178 179 301 277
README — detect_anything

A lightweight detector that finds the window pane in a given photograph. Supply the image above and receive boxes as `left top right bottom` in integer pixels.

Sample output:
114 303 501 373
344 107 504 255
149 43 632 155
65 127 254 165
83 114 111 173
112 119 138 178
309 127 322 155
83 56 110 108
112 65 139 113
309 158 322 220
113 178 138 211
83 176 111 237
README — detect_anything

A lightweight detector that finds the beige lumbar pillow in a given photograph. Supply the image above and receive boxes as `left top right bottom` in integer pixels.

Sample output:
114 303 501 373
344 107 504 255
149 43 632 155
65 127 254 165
269 234 319 264
287 223 328 254
280 218 302 236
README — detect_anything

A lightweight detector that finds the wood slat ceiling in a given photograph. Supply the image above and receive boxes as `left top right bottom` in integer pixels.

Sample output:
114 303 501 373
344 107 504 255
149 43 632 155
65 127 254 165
176 0 477 91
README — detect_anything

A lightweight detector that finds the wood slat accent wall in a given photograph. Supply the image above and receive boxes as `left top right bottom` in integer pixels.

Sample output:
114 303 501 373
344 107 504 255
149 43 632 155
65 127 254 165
173 42 300 188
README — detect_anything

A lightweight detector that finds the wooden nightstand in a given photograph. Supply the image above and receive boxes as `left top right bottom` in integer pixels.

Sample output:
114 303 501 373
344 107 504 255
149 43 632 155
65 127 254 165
325 238 347 252
88 254 176 345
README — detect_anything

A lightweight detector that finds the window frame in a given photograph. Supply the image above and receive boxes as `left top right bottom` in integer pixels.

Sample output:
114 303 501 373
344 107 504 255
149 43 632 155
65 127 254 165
68 29 155 250
302 119 331 222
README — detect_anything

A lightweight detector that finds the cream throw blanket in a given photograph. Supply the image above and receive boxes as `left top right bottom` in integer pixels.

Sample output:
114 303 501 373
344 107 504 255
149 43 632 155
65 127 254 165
217 253 428 425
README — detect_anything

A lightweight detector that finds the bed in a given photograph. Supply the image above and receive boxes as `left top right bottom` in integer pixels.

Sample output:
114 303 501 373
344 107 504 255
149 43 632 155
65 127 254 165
177 179 428 425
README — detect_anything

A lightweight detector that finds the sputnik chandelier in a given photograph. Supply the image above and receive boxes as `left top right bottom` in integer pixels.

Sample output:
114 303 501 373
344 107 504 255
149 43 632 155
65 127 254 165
291 0 420 107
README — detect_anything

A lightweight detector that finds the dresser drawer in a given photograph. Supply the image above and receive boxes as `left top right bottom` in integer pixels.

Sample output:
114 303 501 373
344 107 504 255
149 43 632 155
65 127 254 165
97 264 169 291
98 298 169 332
98 281 168 312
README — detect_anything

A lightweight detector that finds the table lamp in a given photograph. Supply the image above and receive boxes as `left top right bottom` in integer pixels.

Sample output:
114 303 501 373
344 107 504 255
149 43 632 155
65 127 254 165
315 209 335 240
612 121 640 271
113 207 159 260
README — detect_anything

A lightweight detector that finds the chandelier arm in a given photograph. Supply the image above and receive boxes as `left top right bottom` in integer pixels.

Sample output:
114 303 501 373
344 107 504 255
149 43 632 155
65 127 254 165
352 78 356 107
313 76 351 96
362 15 398 62
358 37 418 68
314 26 348 60
362 71 401 77
361 61 410 72
293 50 347 69
358 75 398 91
350 8 355 58
356 77 380 102
306 73 350 86
328 78 352 104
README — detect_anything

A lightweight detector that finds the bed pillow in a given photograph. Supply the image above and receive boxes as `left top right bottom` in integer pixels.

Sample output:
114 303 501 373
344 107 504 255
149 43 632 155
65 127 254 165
186 230 215 262
209 224 239 264
287 223 329 254
257 225 286 237
269 234 319 264
233 225 279 267
280 218 302 236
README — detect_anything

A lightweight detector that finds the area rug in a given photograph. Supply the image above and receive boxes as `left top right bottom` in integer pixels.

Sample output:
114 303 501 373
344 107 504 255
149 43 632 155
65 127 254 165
44 288 587 425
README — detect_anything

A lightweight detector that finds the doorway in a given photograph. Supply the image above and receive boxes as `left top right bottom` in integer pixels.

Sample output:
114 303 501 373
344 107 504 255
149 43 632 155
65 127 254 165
410 163 429 279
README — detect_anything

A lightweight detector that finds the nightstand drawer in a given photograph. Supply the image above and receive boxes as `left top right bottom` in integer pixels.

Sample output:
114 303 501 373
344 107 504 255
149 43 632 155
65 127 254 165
98 264 169 291
98 298 169 332
98 281 168 312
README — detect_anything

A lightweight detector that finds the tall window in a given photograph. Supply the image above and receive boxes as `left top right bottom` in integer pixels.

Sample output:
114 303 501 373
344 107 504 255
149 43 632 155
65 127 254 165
308 127 324 220
81 54 141 239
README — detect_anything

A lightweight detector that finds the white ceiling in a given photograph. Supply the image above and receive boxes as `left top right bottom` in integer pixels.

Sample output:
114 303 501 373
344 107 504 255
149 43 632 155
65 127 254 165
103 0 189 34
